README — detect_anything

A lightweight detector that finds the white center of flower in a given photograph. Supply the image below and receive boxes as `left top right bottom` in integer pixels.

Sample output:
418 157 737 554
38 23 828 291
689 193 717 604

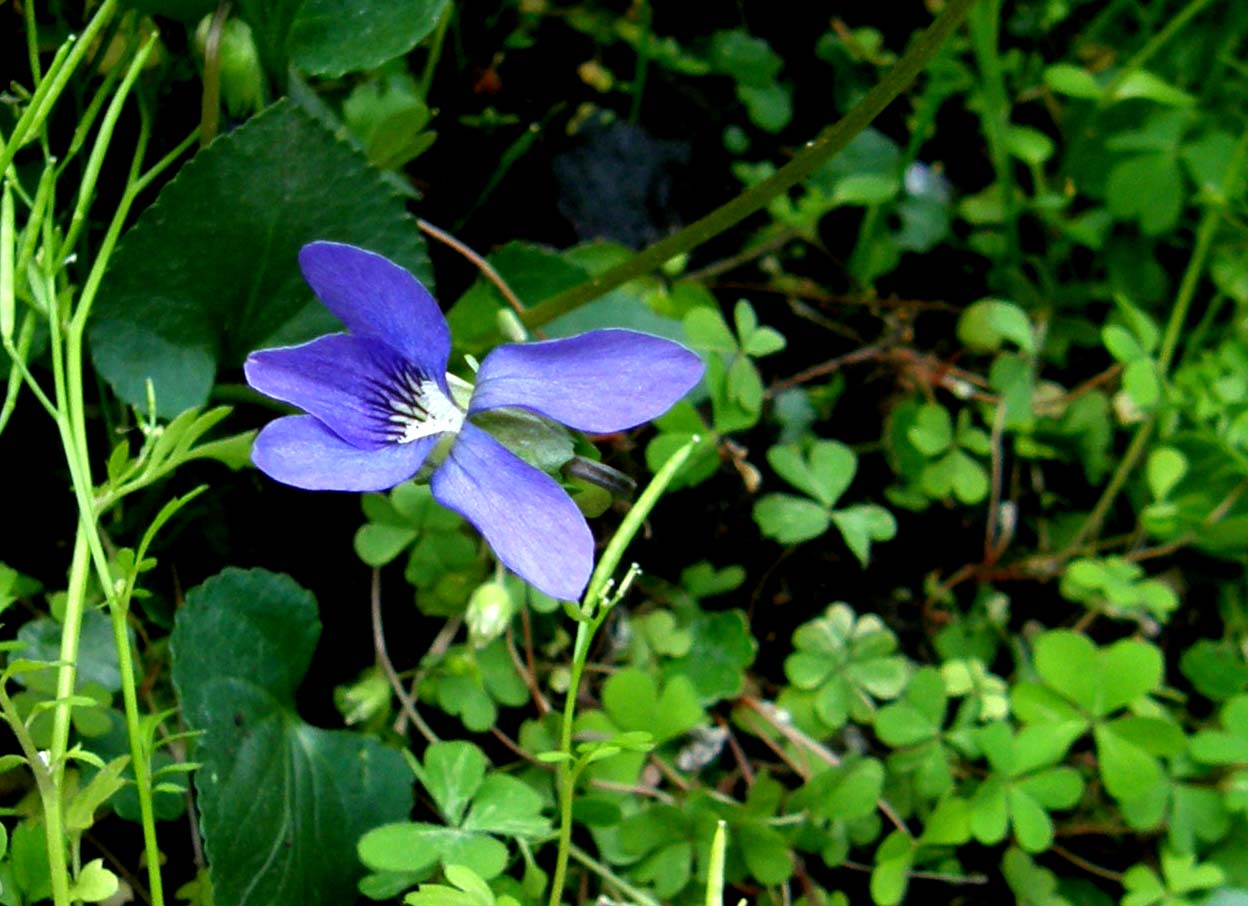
381 366 465 444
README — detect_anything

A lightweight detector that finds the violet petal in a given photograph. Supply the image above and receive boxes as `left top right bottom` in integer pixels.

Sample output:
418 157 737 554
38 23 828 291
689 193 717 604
431 423 593 600
251 415 436 491
298 241 451 381
468 329 704 433
245 333 430 449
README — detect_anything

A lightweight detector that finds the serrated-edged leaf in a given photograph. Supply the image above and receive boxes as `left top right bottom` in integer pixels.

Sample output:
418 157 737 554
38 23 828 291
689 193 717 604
91 100 430 417
290 0 450 77
171 568 412 906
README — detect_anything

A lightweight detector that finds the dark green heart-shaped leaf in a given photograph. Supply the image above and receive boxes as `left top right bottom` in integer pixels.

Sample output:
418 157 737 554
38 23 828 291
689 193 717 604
171 568 412 906
91 100 430 418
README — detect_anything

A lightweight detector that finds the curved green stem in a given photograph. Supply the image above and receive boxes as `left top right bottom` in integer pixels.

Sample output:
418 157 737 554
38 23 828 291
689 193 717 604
1099 0 1220 105
520 0 980 329
548 438 697 906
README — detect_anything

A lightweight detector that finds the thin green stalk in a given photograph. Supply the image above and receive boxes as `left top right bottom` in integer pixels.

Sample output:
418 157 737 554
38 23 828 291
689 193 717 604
548 438 698 906
1067 122 1248 552
0 315 40 435
46 528 93 906
968 0 1019 268
567 844 660 906
0 0 120 177
62 34 159 262
420 3 453 99
23 0 40 85
1100 0 1220 105
520 0 980 329
628 0 652 124
0 679 70 906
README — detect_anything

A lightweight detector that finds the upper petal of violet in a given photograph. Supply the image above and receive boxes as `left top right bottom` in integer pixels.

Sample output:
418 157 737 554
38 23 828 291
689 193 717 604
245 333 431 449
467 329 704 433
252 415 438 492
298 241 451 382
431 423 594 600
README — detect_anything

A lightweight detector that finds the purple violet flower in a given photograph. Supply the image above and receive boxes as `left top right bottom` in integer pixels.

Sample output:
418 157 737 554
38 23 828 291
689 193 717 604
244 241 704 601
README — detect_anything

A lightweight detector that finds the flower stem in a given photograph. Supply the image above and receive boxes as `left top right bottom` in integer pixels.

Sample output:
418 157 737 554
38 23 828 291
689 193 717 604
548 437 698 906
520 0 980 329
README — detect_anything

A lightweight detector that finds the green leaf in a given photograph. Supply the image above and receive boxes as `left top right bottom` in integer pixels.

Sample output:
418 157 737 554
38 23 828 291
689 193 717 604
908 403 954 456
462 775 549 837
418 742 488 827
1112 70 1197 107
1097 638 1164 715
801 758 884 821
171 569 412 906
957 299 1035 354
290 0 451 78
68 860 119 903
354 522 419 567
1006 125 1055 166
832 172 901 206
767 440 857 508
601 670 703 744
361 823 506 879
682 307 738 353
753 494 831 544
1044 63 1102 99
662 610 757 703
830 504 897 567
870 831 914 906
1095 724 1162 802
1147 448 1188 500
1106 154 1185 235
91 101 429 417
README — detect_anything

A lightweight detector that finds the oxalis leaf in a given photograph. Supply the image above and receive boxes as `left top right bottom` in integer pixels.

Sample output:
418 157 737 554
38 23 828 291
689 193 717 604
171 568 412 906
90 99 430 418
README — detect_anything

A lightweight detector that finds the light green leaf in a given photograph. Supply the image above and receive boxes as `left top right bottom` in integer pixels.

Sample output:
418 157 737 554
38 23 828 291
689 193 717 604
830 504 897 567
753 494 831 544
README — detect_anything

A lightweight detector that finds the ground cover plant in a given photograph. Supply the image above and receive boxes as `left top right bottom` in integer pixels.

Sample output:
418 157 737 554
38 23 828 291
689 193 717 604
2 0 1248 904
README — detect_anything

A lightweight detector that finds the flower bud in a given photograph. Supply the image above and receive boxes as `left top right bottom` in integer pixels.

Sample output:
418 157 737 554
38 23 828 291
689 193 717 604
466 582 516 649
195 16 264 118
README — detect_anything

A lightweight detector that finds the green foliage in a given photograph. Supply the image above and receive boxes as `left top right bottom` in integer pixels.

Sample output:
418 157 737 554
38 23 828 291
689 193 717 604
754 439 897 564
782 603 909 734
358 741 549 892
12 3 1248 906
171 569 413 904
90 100 430 417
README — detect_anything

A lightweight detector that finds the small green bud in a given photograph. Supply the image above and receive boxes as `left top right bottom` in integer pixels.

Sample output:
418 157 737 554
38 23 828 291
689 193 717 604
466 582 516 649
195 16 264 117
